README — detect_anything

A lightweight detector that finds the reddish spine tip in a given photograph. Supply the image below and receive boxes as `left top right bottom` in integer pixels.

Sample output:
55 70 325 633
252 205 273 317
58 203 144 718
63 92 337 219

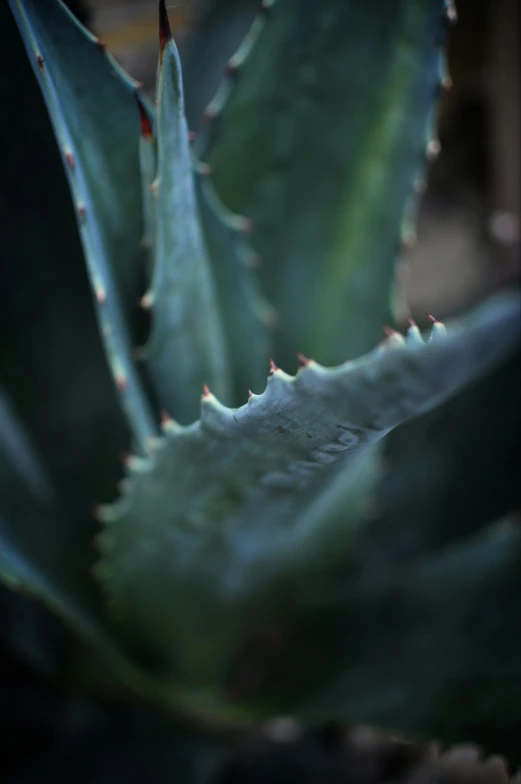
248 389 254 399
77 203 86 222
200 162 213 177
202 107 217 124
427 139 441 159
401 231 416 250
225 59 239 77
36 54 44 69
65 150 75 169
116 374 128 392
202 383 211 398
95 286 107 304
159 0 173 53
296 352 309 367
135 94 153 139
407 318 417 328
447 3 457 23
96 39 107 50
161 410 171 425
119 450 130 465
383 326 396 338
426 313 437 324
188 130 197 142
268 359 278 376
240 216 255 234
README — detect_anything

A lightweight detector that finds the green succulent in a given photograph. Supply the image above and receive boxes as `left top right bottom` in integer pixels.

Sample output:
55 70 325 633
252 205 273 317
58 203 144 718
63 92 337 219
2 0 520 751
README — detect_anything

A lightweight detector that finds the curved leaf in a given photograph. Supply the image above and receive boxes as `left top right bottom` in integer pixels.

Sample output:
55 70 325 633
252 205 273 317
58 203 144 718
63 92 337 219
195 171 275 405
0 389 120 670
8 0 157 451
97 292 520 720
141 7 230 422
200 0 449 368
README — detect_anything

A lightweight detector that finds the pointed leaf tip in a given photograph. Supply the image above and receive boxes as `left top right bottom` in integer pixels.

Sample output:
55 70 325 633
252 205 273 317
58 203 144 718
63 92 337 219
159 0 172 54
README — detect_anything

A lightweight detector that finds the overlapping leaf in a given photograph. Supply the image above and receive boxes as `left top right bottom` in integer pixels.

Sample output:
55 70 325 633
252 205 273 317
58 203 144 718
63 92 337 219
200 0 449 368
8 0 157 451
98 293 520 719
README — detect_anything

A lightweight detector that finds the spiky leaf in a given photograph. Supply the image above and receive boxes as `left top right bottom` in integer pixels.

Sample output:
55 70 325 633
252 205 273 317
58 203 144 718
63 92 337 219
141 8 230 422
199 0 449 369
98 292 520 720
8 0 157 452
195 172 275 403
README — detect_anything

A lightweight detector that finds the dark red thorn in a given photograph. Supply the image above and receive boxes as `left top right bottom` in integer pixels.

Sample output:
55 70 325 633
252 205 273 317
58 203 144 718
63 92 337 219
95 285 107 304
135 94 153 139
268 359 278 376
188 130 197 142
401 231 416 250
383 326 397 338
202 383 211 398
199 162 213 177
116 373 128 392
426 139 441 159
161 410 171 425
225 59 239 77
426 313 437 324
239 216 255 234
159 0 172 56
297 352 309 367
407 318 417 328
446 3 457 23
36 54 44 69
202 107 217 124
96 39 107 50
65 150 75 170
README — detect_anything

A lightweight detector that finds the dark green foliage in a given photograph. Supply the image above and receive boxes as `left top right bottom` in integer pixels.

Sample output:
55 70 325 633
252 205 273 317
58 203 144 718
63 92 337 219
1 0 520 778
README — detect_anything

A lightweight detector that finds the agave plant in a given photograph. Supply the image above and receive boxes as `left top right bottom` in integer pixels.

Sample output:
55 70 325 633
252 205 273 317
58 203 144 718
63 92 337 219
1 0 520 776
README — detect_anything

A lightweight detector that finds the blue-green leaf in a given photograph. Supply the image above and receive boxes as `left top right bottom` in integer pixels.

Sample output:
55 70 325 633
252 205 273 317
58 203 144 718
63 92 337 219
8 0 157 452
199 0 449 369
97 291 520 721
141 7 230 423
